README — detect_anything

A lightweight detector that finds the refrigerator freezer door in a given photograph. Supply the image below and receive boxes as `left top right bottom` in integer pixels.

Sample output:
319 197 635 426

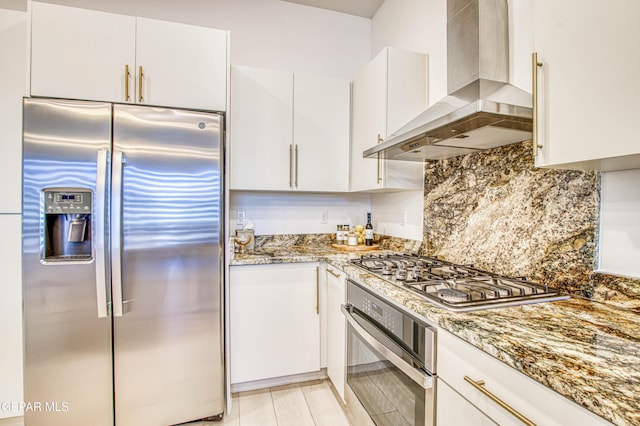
112 105 224 425
22 98 114 425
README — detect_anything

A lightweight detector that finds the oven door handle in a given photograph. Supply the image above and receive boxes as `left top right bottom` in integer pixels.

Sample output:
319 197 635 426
342 304 434 390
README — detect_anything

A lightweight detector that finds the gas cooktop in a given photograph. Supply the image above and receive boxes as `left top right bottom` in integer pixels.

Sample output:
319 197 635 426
350 253 569 312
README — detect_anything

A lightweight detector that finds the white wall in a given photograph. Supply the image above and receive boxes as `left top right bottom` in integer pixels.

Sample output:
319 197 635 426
371 191 423 241
37 0 371 80
599 169 640 278
230 192 371 235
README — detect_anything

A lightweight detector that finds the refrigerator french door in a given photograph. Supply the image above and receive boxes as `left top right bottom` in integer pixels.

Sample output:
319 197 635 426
22 97 225 426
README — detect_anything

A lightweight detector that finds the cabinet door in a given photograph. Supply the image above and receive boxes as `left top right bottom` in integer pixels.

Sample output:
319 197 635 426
534 0 640 170
384 48 426 190
230 263 320 384
0 215 23 419
294 74 350 192
351 51 387 192
0 8 27 214
30 2 135 102
230 66 293 191
325 266 346 401
437 379 496 426
136 18 227 111
351 48 426 192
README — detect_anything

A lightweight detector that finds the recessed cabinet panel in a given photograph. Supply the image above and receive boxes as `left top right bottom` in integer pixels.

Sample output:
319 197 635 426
30 2 136 103
533 0 640 170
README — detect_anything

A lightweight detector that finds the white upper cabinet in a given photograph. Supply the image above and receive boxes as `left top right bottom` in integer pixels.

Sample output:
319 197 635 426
351 47 426 192
230 66 294 191
30 2 227 111
135 18 227 111
293 74 350 192
230 65 350 192
30 2 135 103
533 0 640 171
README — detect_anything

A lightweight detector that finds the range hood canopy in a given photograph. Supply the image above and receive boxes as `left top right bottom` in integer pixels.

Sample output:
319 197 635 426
365 0 533 162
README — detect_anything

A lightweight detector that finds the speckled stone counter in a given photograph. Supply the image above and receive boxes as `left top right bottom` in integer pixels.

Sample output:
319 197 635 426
230 246 640 426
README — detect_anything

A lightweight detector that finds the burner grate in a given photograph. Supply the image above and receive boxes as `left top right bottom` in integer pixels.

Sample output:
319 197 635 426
350 253 569 311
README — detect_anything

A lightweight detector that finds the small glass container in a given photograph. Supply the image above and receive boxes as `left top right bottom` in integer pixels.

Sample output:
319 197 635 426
347 232 358 246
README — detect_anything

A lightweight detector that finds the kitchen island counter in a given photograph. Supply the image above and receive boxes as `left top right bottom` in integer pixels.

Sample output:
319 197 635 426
231 246 640 426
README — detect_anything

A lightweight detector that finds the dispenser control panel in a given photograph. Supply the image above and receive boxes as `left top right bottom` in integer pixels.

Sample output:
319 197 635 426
45 190 92 213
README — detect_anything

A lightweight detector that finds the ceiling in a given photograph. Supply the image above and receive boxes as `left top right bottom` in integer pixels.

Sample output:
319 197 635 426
280 0 384 18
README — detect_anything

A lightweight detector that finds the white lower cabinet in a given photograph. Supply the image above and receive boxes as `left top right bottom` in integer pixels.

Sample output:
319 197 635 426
325 265 346 401
437 378 495 426
437 329 612 425
229 263 321 385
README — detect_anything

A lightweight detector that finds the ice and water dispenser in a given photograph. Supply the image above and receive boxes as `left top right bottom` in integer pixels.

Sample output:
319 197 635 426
43 189 93 261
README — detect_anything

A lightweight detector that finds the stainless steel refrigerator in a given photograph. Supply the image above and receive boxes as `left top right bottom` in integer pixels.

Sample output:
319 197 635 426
22 97 225 425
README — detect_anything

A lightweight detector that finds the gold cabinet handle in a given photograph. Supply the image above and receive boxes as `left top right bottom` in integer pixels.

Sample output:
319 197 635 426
289 144 293 188
532 52 543 157
315 266 319 314
295 144 299 188
327 268 340 278
125 64 131 101
377 134 383 184
464 376 536 426
138 65 144 103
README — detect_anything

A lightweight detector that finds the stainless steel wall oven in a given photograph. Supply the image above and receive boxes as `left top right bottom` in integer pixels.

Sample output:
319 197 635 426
342 279 436 426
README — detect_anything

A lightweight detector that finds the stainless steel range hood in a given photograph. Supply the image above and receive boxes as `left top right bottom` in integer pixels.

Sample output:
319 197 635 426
364 0 533 162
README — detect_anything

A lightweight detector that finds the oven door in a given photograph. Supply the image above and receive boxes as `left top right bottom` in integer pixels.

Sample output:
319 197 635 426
342 304 435 426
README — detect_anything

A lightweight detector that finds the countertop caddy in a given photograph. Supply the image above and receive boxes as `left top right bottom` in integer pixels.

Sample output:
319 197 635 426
231 245 640 426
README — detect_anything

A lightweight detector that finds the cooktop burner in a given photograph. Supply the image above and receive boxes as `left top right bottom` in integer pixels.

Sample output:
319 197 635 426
350 253 569 312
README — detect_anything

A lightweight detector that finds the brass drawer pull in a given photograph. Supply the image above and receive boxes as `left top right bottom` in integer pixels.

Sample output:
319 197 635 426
125 64 131 101
464 376 536 426
138 66 144 102
376 134 383 184
532 52 543 157
327 268 340 278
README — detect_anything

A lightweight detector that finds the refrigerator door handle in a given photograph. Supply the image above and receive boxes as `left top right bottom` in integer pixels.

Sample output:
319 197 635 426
95 149 109 318
111 150 125 317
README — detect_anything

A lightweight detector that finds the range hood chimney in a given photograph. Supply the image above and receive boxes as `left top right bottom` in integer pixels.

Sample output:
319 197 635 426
364 0 532 161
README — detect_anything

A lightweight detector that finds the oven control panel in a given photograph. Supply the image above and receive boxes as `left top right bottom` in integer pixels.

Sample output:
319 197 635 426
347 280 403 339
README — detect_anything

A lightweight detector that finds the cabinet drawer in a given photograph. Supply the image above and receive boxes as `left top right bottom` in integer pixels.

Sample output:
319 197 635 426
437 329 611 425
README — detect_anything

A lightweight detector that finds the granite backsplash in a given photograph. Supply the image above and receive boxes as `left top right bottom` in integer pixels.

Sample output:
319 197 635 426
422 140 640 310
244 139 640 309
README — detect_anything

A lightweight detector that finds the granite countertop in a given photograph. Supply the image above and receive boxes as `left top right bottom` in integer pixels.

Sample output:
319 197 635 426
230 245 640 426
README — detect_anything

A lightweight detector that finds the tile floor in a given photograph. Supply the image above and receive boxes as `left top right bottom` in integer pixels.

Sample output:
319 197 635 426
200 380 350 426
1 380 351 426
